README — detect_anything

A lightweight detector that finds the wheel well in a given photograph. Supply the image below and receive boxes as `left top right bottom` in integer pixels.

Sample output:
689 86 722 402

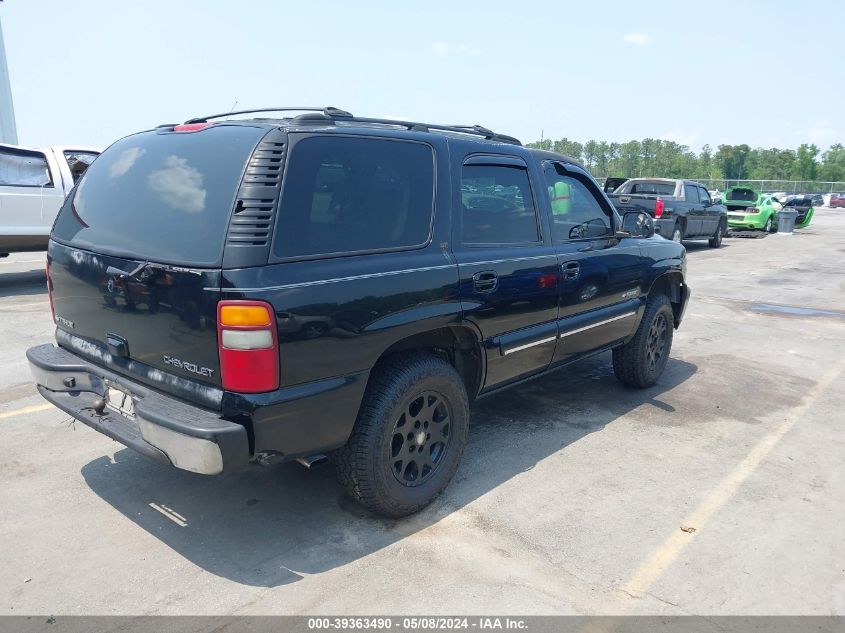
649 272 685 326
374 326 483 401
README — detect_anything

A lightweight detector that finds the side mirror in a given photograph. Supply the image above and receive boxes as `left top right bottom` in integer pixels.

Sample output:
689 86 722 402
621 211 655 238
712 197 722 205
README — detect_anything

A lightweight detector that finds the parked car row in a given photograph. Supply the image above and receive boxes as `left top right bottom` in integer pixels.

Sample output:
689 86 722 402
599 178 822 240
606 178 727 246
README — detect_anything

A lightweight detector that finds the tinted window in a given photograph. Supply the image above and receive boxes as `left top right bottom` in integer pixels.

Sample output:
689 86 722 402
0 148 52 187
627 182 676 196
544 164 612 241
727 188 757 202
461 164 539 244
63 151 99 184
52 125 265 266
698 187 711 204
274 136 434 258
684 184 698 203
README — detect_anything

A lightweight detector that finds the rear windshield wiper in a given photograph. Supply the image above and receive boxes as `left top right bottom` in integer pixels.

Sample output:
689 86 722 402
105 262 202 282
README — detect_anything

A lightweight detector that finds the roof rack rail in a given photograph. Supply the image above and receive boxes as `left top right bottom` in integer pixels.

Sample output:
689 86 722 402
183 106 520 145
184 106 353 124
330 116 521 145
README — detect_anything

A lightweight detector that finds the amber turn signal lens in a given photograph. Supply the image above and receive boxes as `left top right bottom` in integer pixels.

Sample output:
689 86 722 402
219 305 272 327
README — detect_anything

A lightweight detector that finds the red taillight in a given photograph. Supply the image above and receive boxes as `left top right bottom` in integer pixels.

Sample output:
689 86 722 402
173 122 213 133
217 300 279 393
46 260 56 323
654 198 664 219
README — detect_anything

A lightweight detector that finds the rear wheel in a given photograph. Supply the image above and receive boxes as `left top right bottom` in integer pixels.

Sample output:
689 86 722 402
671 221 683 243
335 353 469 517
763 216 773 233
613 294 674 388
708 220 725 248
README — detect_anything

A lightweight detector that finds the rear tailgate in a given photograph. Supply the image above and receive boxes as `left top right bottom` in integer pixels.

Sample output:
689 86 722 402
607 193 659 216
48 242 222 404
47 123 271 407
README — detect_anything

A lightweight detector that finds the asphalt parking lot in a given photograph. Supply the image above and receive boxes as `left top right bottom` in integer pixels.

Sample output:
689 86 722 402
1 209 844 616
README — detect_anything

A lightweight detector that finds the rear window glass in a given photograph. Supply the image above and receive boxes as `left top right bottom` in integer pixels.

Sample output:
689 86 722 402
273 136 434 259
625 182 676 196
52 125 265 266
727 188 757 202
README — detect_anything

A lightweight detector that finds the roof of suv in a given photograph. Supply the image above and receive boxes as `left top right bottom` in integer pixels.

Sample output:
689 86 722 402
162 106 584 169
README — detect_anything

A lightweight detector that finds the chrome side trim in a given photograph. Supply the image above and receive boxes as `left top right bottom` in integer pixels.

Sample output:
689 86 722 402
213 255 556 293
560 311 636 338
211 264 457 292
503 335 558 356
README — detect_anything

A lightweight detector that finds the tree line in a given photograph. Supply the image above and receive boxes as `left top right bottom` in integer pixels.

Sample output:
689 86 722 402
526 137 845 185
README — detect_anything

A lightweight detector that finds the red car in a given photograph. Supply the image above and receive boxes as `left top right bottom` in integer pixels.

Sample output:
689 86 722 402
830 194 845 208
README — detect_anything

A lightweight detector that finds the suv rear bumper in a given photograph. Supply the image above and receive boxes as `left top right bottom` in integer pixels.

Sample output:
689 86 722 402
27 344 250 475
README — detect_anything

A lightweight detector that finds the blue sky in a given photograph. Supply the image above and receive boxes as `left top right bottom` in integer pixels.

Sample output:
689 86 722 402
2 0 843 151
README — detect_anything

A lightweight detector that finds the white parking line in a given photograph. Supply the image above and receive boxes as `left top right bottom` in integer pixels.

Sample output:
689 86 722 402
0 403 54 420
620 357 845 599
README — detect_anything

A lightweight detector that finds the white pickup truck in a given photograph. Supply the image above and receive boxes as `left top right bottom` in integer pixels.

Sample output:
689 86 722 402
0 144 100 257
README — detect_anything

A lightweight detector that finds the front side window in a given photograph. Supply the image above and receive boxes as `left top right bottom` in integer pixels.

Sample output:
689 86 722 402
698 187 712 204
543 164 612 241
684 184 698 203
461 164 539 244
63 151 99 184
0 148 52 187
274 136 434 258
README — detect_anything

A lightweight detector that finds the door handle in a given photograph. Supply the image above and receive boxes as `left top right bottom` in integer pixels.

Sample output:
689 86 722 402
472 270 498 292
561 261 580 281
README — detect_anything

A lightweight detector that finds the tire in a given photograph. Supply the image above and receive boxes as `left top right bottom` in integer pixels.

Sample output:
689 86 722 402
708 220 725 248
671 221 683 243
613 294 674 388
763 216 773 233
335 353 470 517
301 322 327 339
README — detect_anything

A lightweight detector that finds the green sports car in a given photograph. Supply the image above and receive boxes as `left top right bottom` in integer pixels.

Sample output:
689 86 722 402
725 187 782 232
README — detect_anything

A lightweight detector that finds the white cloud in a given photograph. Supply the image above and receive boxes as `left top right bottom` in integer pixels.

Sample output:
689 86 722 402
432 41 480 58
109 147 146 178
622 32 650 46
807 123 836 146
659 129 703 148
147 155 206 214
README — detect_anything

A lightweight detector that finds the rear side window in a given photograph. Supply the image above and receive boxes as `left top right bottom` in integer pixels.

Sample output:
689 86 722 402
0 147 52 187
461 164 539 244
273 136 434 259
52 125 266 266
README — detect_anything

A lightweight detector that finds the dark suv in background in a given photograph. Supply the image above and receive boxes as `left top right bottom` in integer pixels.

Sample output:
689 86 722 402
28 107 689 517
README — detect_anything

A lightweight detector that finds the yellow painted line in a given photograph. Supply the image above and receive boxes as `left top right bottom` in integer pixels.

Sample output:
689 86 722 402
621 357 845 599
0 403 54 420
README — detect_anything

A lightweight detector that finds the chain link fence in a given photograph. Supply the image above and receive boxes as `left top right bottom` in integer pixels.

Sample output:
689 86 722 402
692 179 845 195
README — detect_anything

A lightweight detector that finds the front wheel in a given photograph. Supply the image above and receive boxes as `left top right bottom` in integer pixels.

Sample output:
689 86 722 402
613 294 674 388
708 220 725 248
335 353 469 517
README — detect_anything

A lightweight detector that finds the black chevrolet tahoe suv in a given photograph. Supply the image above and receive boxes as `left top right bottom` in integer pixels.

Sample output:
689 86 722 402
27 107 690 517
